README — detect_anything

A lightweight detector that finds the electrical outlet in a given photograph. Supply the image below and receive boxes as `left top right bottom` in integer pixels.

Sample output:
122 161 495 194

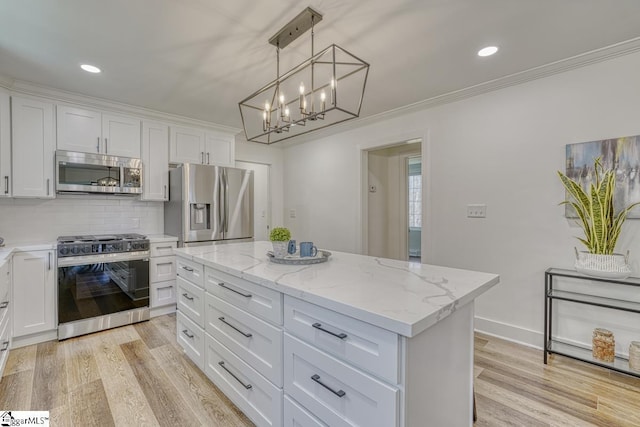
467 204 487 218
289 209 297 219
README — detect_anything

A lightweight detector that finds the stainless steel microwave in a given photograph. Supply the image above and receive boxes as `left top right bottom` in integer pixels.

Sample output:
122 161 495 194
55 150 142 194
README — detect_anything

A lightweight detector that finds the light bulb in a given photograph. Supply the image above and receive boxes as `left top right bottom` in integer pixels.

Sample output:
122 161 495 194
279 94 285 104
285 107 290 117
265 101 270 111
263 111 267 120
299 83 305 95
320 91 326 101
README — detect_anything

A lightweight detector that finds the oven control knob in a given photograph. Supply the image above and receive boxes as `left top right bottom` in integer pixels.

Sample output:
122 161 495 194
71 246 79 254
59 247 69 255
81 245 90 254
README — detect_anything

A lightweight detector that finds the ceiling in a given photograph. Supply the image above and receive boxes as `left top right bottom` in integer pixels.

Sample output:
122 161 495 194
1 0 640 132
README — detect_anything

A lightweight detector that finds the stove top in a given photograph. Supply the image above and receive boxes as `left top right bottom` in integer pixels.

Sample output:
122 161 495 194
57 233 149 257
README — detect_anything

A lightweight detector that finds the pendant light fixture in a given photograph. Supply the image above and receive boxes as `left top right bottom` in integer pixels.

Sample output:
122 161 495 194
239 7 370 144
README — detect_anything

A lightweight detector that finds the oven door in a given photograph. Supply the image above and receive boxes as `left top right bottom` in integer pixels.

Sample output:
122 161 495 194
58 253 149 327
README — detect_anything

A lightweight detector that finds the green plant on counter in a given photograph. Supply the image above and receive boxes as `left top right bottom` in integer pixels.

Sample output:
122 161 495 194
269 227 291 242
558 156 640 254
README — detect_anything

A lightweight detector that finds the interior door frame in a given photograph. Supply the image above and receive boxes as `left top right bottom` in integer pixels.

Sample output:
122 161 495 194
235 160 272 241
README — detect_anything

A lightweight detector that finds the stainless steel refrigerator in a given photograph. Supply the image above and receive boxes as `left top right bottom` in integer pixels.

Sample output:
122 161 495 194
164 164 254 247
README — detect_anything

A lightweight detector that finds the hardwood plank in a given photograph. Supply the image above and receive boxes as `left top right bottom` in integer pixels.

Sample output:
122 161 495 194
69 379 115 427
597 396 640 426
120 339 195 427
134 320 170 349
64 336 100 391
105 324 142 345
3 345 37 376
31 341 68 411
50 403 72 427
474 392 549 427
151 343 253 426
0 369 33 409
148 313 181 350
88 333 159 426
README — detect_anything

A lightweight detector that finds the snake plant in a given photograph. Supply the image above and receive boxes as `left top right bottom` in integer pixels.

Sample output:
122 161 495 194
558 157 640 254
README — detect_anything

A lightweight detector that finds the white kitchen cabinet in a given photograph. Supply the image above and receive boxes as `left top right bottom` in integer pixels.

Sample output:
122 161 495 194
141 121 169 201
149 240 177 316
170 125 235 166
0 90 11 197
0 258 11 380
12 250 56 338
57 105 141 158
11 96 55 198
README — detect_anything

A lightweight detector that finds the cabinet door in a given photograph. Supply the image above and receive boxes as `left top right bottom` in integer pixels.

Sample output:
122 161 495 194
11 96 55 198
204 132 235 166
102 113 141 158
141 121 169 201
0 90 10 197
169 126 205 164
56 105 101 153
12 250 56 337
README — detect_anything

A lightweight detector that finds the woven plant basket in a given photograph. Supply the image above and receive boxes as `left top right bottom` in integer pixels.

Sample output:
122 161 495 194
574 248 631 279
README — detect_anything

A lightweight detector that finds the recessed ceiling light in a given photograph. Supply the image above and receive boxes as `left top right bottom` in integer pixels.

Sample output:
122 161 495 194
80 64 101 73
477 46 498 57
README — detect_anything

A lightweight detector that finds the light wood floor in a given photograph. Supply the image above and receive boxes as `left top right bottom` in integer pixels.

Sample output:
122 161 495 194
1 315 639 426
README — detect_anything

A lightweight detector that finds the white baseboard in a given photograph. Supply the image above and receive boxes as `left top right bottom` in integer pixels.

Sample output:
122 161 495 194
150 304 176 318
474 316 543 350
11 329 58 349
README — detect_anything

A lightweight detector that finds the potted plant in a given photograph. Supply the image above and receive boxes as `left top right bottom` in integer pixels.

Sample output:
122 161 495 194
558 156 640 277
270 227 291 258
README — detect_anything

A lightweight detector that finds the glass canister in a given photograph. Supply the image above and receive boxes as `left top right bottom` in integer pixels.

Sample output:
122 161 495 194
629 341 640 372
592 328 615 362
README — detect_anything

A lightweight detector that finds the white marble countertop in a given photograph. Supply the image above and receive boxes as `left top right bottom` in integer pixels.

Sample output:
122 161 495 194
146 234 178 243
174 241 500 337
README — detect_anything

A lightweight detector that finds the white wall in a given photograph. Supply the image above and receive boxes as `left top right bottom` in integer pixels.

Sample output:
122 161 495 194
283 50 640 348
0 196 163 244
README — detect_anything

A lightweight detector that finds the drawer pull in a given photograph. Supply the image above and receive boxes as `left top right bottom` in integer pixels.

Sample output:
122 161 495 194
312 322 348 340
182 329 194 339
311 374 346 397
182 293 194 301
156 246 172 250
218 317 253 338
218 361 252 389
218 282 252 298
181 266 194 272
0 301 7 309
1 341 9 351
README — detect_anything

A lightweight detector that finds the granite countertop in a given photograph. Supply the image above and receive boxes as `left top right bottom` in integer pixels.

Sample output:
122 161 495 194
146 234 178 243
174 241 500 337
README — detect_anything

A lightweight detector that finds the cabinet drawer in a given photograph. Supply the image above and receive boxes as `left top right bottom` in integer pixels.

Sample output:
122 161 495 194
0 314 10 377
150 255 176 282
284 333 398 427
205 333 283 427
177 276 204 327
0 261 9 306
205 293 283 387
177 311 204 369
150 280 176 308
176 257 204 288
284 396 327 427
205 267 282 325
284 296 399 383
150 241 177 258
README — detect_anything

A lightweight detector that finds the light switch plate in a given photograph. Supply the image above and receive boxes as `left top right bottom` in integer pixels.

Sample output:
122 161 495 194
467 204 487 218
289 209 297 218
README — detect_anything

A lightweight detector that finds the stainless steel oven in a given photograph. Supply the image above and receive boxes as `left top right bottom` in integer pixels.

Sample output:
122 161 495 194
57 234 150 340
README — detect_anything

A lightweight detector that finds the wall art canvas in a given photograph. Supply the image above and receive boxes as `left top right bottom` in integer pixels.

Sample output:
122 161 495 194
565 135 640 218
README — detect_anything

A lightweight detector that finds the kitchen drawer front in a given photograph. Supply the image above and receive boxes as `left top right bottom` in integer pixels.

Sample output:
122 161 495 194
284 296 399 383
177 311 204 369
0 297 8 331
205 293 283 387
150 280 177 308
177 276 205 327
284 395 327 427
205 333 283 427
205 267 282 325
150 255 176 283
0 314 10 376
150 241 177 258
0 261 8 307
176 257 204 288
284 333 398 427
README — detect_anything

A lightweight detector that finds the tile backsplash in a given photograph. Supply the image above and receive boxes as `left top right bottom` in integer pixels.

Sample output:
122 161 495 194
0 195 163 244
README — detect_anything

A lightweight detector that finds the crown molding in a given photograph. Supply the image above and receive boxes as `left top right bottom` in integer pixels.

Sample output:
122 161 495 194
1 77 241 135
280 36 640 148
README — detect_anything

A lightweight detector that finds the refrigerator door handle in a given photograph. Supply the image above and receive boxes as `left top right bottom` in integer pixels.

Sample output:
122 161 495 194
224 168 230 233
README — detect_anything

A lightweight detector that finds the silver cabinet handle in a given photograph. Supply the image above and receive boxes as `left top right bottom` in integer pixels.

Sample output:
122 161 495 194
218 316 252 338
48 252 52 270
164 185 167 200
46 178 50 196
0 301 8 309
156 245 172 250
206 152 210 164
4 176 8 194
182 293 194 301
105 138 108 153
97 136 100 153
311 374 346 397
0 341 8 352
182 329 194 339
181 265 194 272
218 361 252 389
218 282 252 298
312 322 347 340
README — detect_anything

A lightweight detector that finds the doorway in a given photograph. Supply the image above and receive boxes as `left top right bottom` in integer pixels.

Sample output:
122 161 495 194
235 161 271 241
365 140 422 262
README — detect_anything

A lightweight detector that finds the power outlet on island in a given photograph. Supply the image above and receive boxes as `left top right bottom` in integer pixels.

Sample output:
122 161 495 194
467 204 487 218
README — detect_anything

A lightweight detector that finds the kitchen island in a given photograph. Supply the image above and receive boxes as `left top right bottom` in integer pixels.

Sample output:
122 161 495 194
174 241 499 426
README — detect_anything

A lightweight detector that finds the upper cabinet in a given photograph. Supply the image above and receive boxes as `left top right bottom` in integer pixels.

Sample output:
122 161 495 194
0 90 10 197
57 105 141 158
170 125 234 166
141 120 169 201
11 96 55 198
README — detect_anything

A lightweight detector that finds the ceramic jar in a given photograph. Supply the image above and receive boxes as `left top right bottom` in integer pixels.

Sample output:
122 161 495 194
592 328 615 362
